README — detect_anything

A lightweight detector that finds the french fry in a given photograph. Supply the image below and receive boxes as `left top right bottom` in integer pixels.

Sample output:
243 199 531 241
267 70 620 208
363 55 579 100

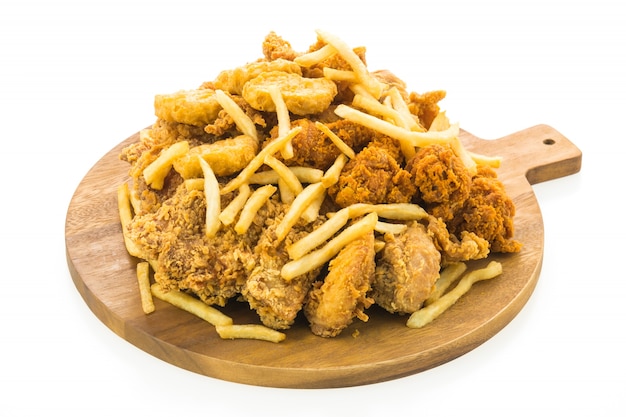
234 184 276 234
424 262 468 306
407 261 503 328
143 140 189 190
374 221 408 235
220 126 302 194
321 153 348 188
184 178 205 191
117 182 142 258
281 212 378 280
150 283 233 327
322 67 358 83
264 154 303 196
287 207 351 260
215 324 286 343
199 157 221 238
300 186 326 223
213 89 258 141
248 166 323 185
294 43 337 67
268 84 293 159
219 184 251 226
275 182 326 242
334 104 459 149
315 121 356 159
136 261 155 314
348 202 428 221
352 93 406 128
315 29 383 99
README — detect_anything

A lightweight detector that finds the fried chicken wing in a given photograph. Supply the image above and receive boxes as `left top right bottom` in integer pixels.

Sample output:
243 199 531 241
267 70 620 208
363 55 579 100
373 222 441 314
304 231 376 337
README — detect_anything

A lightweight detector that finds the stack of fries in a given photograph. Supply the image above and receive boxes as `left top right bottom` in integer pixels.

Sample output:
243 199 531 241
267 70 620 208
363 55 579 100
117 30 506 342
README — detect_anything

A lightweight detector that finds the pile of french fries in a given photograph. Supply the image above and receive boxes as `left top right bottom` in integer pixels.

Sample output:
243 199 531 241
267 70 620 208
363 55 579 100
117 29 505 342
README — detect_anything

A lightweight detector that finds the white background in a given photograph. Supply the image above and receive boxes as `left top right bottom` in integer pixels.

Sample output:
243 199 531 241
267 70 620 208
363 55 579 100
1 1 624 415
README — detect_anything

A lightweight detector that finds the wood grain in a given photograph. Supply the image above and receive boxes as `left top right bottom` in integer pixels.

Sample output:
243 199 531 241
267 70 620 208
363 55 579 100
65 124 581 388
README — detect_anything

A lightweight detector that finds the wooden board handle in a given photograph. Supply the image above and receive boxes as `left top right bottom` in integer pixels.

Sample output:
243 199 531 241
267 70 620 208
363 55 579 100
463 124 583 185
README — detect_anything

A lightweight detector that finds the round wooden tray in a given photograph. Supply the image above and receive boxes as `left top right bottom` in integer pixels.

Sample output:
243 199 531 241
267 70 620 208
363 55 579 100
65 124 581 388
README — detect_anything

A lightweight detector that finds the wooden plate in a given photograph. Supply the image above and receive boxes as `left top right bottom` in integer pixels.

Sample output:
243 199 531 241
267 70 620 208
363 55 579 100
65 124 581 388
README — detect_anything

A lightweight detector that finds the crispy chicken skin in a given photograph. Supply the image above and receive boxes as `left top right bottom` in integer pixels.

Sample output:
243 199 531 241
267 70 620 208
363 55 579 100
304 231 376 337
407 144 472 222
373 222 441 314
126 183 259 306
449 165 522 253
330 140 415 207
242 213 325 330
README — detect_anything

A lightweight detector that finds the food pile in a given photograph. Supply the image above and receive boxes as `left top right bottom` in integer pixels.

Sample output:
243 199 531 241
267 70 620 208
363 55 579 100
117 30 521 341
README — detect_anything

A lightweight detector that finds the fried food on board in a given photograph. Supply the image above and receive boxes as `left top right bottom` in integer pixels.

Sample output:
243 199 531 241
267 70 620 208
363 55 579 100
118 30 521 341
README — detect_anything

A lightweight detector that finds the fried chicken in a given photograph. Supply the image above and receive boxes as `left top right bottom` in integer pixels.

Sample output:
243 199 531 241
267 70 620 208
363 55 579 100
407 143 472 223
448 165 522 253
262 31 298 61
241 205 326 330
304 231 376 337
126 183 259 306
408 144 521 256
329 140 415 207
407 90 447 130
373 222 441 314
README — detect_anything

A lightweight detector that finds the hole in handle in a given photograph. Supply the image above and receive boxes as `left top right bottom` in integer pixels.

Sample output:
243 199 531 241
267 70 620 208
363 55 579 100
543 138 556 145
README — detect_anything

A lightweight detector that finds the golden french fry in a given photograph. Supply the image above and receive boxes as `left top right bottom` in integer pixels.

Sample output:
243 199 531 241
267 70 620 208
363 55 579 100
352 93 406 128
136 261 155 314
315 122 356 159
184 178 204 191
374 221 408 235
315 29 383 99
199 157 221 238
281 212 378 280
300 186 326 223
275 182 326 242
322 67 358 82
348 203 428 221
221 126 302 194
143 141 190 190
287 207 351 260
407 261 503 328
219 184 251 226
321 153 348 188
150 283 233 327
117 182 142 258
294 43 337 67
334 104 459 149
424 262 468 306
215 324 286 343
248 166 323 185
234 185 276 234
213 89 258 141
264 154 303 196
268 84 293 159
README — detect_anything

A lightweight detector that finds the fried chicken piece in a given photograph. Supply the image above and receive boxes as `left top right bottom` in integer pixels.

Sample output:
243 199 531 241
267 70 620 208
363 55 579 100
242 71 338 116
426 215 490 263
407 144 472 222
329 141 416 208
241 208 325 330
448 165 522 253
154 89 223 127
304 231 376 337
407 90 446 130
203 93 267 137
266 118 376 171
262 31 298 61
373 222 441 314
213 58 302 96
126 183 259 306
